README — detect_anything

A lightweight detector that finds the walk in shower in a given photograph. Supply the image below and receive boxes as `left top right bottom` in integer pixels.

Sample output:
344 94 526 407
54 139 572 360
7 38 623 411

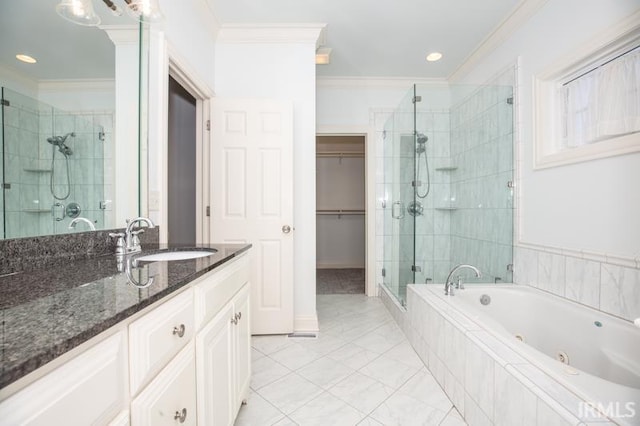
381 71 515 306
0 87 113 239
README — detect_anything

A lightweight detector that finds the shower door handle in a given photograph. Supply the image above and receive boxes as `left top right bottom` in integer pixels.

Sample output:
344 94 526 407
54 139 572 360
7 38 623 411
52 202 66 222
392 201 405 219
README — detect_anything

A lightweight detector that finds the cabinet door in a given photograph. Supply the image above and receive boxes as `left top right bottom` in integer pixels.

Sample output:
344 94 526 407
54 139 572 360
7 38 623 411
0 332 126 426
131 342 197 426
233 284 251 411
196 303 235 426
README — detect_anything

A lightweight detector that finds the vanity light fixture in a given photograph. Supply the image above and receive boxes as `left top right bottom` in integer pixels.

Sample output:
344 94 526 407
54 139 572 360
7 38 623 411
56 0 101 26
55 0 164 26
16 54 37 64
316 47 332 65
426 52 443 62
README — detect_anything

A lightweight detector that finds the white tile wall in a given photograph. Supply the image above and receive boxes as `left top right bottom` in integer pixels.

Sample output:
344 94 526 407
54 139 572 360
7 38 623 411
514 246 640 322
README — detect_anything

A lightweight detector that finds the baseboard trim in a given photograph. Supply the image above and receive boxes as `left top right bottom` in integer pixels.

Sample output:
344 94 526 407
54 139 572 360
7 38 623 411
316 264 365 269
294 315 319 333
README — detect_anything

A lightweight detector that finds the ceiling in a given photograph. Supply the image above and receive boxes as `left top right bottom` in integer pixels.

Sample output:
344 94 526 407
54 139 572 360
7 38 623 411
0 0 525 83
211 0 524 79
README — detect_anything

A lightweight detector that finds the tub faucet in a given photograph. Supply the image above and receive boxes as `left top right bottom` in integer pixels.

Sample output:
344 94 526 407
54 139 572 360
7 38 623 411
445 264 481 295
124 217 155 254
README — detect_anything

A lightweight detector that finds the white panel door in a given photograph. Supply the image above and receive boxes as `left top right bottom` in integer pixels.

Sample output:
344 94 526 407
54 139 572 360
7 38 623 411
211 98 294 334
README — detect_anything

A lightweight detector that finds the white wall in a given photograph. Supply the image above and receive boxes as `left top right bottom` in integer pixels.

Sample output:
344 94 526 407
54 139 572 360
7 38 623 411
214 39 319 331
451 0 640 261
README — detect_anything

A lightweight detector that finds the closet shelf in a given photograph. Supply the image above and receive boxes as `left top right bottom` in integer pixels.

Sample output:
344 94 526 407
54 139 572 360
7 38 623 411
435 207 458 211
316 151 364 158
434 166 458 171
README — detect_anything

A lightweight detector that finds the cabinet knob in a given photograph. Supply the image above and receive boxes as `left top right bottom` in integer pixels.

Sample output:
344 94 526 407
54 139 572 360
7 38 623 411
172 324 186 338
282 225 291 234
174 408 187 423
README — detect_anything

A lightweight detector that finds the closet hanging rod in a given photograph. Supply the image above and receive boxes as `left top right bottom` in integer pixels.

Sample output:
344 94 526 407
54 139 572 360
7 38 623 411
316 209 365 215
316 151 365 158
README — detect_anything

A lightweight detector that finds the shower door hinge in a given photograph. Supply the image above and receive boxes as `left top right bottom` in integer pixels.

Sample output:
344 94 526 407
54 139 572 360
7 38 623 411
381 267 386 277
507 181 514 188
205 120 210 131
412 96 422 103
412 180 422 187
506 97 514 105
2 183 10 189
382 130 387 140
411 265 422 272
205 206 210 217
507 264 514 272
1 99 9 106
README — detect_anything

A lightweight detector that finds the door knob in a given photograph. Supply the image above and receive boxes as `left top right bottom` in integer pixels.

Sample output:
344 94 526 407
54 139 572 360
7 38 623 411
282 225 291 234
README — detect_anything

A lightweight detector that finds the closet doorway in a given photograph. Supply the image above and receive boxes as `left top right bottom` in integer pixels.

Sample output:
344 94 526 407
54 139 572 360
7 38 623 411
316 135 366 294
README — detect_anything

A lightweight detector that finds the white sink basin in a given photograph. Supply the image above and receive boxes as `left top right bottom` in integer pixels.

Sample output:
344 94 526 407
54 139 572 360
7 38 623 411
135 249 217 262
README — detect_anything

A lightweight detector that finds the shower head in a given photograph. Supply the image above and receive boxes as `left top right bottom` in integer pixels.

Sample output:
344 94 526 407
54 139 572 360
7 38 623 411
47 132 75 156
416 132 428 154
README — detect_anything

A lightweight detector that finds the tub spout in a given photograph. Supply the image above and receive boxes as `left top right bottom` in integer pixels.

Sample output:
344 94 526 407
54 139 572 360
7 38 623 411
445 264 481 295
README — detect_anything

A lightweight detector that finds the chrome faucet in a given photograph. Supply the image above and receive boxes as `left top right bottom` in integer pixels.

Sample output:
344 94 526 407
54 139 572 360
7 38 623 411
68 217 96 231
444 264 481 295
124 217 155 254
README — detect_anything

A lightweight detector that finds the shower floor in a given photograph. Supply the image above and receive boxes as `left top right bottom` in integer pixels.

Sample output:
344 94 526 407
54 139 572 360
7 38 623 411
316 268 365 294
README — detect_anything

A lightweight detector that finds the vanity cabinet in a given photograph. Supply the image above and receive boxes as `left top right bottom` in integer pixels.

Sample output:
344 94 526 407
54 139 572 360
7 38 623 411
0 253 250 426
0 332 127 426
130 343 197 426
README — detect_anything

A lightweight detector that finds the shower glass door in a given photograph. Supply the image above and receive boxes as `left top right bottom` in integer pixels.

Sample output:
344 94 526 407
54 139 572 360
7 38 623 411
382 86 416 305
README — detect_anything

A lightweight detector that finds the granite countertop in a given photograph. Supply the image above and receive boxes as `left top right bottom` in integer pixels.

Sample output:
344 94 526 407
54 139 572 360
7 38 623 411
0 243 251 390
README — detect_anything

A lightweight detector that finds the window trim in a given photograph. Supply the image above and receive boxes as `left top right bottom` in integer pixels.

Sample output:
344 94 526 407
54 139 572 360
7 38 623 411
533 11 640 170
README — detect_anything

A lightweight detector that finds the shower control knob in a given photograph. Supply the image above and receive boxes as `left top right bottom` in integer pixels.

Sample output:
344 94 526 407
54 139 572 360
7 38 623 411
282 225 291 234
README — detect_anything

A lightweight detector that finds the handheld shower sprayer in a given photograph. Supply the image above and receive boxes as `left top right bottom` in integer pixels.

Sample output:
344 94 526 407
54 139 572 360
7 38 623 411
415 132 431 199
47 132 75 200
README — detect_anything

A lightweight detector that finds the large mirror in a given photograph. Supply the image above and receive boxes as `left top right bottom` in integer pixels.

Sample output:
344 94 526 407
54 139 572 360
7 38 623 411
0 0 144 239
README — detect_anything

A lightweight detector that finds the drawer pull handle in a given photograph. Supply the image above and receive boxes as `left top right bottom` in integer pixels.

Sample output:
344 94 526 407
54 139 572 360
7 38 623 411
174 408 187 423
172 324 186 338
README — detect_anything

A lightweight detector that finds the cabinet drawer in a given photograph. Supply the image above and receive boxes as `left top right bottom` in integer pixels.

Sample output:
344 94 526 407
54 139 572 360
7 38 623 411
0 332 126 426
131 343 197 426
195 255 249 329
129 289 194 396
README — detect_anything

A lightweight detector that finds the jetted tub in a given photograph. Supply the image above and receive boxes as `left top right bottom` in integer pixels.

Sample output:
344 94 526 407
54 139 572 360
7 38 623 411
427 284 640 425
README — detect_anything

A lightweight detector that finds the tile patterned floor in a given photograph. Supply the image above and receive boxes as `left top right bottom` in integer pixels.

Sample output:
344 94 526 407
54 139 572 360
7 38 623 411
235 294 467 426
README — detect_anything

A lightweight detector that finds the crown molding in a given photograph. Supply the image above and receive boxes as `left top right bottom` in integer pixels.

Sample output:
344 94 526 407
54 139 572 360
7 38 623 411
448 0 549 82
217 23 327 47
198 0 222 41
38 79 115 93
316 76 447 90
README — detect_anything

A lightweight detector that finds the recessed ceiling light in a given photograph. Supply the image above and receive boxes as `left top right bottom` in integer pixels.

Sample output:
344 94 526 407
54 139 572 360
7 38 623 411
16 54 37 64
426 52 443 62
316 47 332 65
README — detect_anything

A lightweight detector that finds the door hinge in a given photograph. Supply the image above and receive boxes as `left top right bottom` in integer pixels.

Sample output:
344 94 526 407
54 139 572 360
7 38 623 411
206 120 210 131
411 265 421 272
205 206 210 217
381 267 386 277
412 96 422 103
1 99 9 107
2 183 11 189
507 264 514 272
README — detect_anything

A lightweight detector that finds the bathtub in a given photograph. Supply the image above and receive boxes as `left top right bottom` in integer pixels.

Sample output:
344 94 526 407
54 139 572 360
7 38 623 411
402 284 640 425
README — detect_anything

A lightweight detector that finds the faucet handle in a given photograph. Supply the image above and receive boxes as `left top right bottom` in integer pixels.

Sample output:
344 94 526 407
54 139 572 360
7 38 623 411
109 232 126 255
456 275 465 289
